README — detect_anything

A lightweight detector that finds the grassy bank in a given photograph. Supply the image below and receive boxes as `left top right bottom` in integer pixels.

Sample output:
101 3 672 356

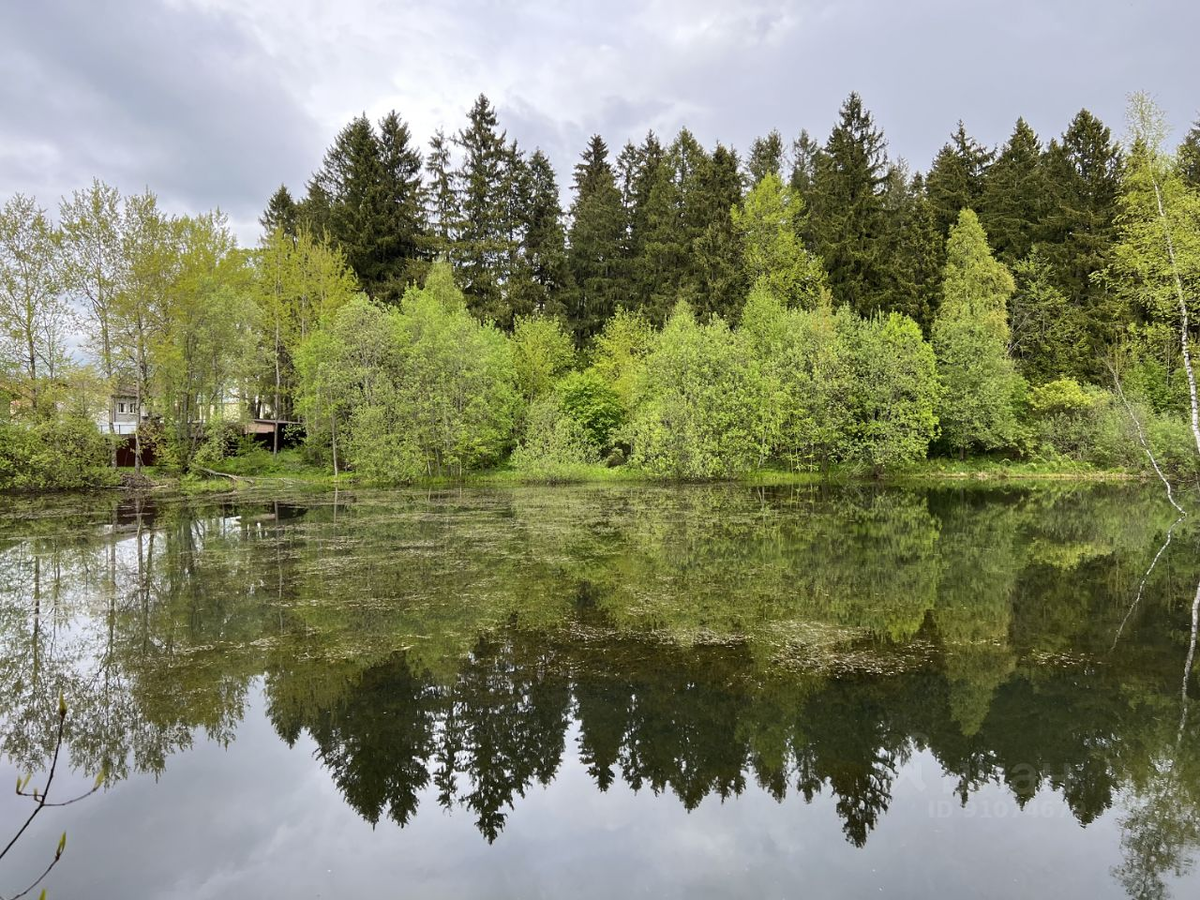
138 452 1141 494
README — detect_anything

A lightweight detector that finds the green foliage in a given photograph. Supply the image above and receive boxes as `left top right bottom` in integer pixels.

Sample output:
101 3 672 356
933 210 1022 455
846 312 941 472
511 315 575 403
1114 323 1192 416
556 368 624 452
629 303 757 479
345 403 424 484
589 308 655 412
510 394 601 481
191 420 253 471
737 287 856 470
1027 377 1107 460
296 262 518 481
254 226 360 438
0 193 70 415
1108 115 1200 332
0 416 115 490
566 135 626 342
392 264 519 474
732 172 827 309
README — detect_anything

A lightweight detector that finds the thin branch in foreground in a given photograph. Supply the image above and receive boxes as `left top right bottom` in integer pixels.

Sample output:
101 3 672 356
2 700 105 900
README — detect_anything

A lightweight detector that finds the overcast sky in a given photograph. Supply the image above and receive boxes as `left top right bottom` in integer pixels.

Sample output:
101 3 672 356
2 0 1196 244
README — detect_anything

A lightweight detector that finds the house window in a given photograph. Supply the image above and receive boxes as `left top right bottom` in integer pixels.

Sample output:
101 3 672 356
117 402 126 414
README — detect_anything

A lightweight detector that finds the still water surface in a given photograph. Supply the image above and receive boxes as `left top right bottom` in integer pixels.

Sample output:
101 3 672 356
1 483 1199 898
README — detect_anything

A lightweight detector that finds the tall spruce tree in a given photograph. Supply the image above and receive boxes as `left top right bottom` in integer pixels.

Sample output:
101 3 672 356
807 92 891 316
425 128 459 260
636 129 711 324
789 128 821 198
882 167 944 330
747 130 785 186
304 111 425 303
261 185 299 239
566 135 626 343
376 110 427 295
1039 109 1124 377
689 143 745 321
622 132 667 314
925 122 993 236
517 149 570 319
454 94 514 322
979 118 1045 264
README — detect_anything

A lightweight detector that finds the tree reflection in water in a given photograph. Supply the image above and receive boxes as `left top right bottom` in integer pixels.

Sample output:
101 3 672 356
0 483 1198 895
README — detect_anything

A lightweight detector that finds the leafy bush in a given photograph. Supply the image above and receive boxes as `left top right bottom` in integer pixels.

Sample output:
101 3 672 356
846 313 942 474
191 420 253 471
346 404 425 484
0 416 116 491
629 302 758 479
510 395 600 481
1027 378 1107 460
556 368 624 452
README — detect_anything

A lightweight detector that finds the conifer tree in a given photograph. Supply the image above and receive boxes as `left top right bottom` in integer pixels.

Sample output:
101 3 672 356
517 149 570 318
925 122 993 235
260 185 299 239
304 111 425 303
425 128 459 260
623 132 668 315
566 135 625 343
636 130 711 324
689 143 745 321
979 118 1045 264
747 130 785 186
1008 251 1084 383
1178 119 1200 190
882 168 943 330
789 129 821 199
806 93 891 316
376 110 427 294
454 94 513 322
1039 109 1125 376
932 209 1021 455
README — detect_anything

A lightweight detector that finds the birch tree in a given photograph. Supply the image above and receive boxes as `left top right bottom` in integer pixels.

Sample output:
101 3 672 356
1111 94 1200 458
60 180 125 452
111 191 178 471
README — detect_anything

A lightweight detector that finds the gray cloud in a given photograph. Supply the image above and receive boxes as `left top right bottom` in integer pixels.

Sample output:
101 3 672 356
2 0 1196 244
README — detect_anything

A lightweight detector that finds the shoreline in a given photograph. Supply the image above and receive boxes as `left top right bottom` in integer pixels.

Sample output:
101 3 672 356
1 460 1146 498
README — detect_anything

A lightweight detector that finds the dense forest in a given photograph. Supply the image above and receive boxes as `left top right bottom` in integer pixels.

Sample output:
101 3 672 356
2 91 1200 487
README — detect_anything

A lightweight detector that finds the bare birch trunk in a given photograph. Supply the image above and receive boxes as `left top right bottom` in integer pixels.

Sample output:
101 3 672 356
1151 180 1200 457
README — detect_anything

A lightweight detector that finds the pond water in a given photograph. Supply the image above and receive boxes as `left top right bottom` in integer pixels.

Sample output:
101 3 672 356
1 483 1199 898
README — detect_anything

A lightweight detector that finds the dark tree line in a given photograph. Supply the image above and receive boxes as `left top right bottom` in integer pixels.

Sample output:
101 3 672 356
262 92 1166 381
